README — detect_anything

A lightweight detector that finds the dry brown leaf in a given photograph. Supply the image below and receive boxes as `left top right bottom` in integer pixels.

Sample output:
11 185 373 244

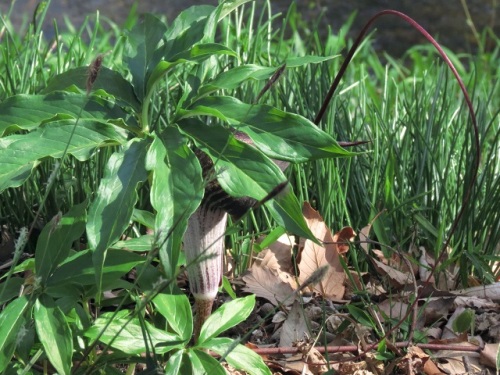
267 233 295 274
242 263 296 306
279 301 311 349
295 340 329 375
419 246 458 291
377 299 410 322
476 311 499 331
455 281 500 302
255 249 298 289
425 326 443 339
372 249 416 275
358 224 372 254
277 354 314 375
454 295 499 310
437 356 482 375
338 361 371 375
333 226 356 254
372 258 414 288
419 246 435 284
298 203 346 300
422 297 455 325
479 342 499 369
404 346 445 375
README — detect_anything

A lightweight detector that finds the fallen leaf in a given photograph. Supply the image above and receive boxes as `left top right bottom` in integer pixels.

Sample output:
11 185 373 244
339 361 370 375
255 248 298 289
298 203 346 300
358 224 372 254
295 340 329 375
404 346 445 375
242 263 296 306
419 246 458 290
272 311 287 323
267 359 304 374
377 299 409 322
372 258 414 288
422 296 455 325
454 295 499 310
333 226 356 254
267 233 295 274
455 281 500 302
479 342 499 369
280 301 311 349
419 246 435 284
372 249 416 275
437 356 482 375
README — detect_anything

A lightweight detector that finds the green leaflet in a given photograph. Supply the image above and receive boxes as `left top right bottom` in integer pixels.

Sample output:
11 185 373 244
0 119 127 191
34 294 73 375
87 138 149 300
184 96 355 162
35 201 87 285
145 128 203 280
0 91 136 136
0 296 29 372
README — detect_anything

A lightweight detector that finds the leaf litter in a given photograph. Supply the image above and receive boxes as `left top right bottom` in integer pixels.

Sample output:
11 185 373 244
234 202 500 374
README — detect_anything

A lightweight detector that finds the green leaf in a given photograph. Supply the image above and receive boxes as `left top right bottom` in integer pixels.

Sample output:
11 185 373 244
146 43 237 94
0 296 29 372
452 308 475 334
172 43 237 62
132 208 155 228
35 201 86 285
146 129 203 280
2 258 35 279
0 277 24 304
346 304 376 328
200 337 272 375
285 55 339 67
87 138 149 299
34 294 73 375
218 0 255 20
253 226 286 252
162 5 215 61
41 67 141 112
47 249 144 287
197 294 255 345
189 349 226 375
164 349 184 374
134 263 166 293
178 119 285 201
374 338 394 360
15 321 35 364
84 312 182 355
265 191 316 241
0 91 136 136
197 56 338 98
184 96 355 162
197 64 278 97
111 234 155 252
221 275 237 299
124 14 168 102
153 293 192 341
0 119 128 191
